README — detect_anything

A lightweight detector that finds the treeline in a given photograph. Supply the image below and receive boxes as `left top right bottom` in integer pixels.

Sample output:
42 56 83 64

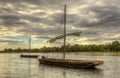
1 41 120 53
70 41 120 52
40 41 120 52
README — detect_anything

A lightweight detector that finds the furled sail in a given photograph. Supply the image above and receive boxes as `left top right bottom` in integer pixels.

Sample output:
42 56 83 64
48 32 81 43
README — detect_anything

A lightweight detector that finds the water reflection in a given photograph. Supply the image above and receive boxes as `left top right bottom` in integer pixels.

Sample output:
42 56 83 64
0 53 29 78
38 64 104 78
0 53 120 78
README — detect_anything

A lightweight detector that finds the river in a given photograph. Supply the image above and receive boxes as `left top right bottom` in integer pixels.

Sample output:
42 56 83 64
0 52 120 78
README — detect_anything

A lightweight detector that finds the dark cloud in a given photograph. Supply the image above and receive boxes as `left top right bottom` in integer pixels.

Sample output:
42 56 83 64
51 13 80 25
1 20 27 26
75 5 120 28
18 25 63 36
0 14 28 27
36 36 52 39
90 6 120 26
0 14 20 20
0 39 24 45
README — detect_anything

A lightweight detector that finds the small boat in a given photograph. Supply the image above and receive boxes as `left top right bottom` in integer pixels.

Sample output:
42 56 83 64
20 37 39 58
39 56 103 69
20 54 39 58
38 4 104 69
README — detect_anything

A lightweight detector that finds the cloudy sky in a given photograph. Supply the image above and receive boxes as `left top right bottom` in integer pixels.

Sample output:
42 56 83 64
0 0 120 50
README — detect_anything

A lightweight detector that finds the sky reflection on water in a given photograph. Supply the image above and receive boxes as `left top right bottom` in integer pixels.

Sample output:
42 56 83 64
0 53 120 78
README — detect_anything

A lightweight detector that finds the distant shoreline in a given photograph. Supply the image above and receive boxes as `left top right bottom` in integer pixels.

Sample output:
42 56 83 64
0 51 120 56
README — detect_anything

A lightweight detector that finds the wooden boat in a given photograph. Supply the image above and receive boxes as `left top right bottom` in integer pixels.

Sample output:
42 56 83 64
20 54 39 58
39 56 103 69
38 4 104 69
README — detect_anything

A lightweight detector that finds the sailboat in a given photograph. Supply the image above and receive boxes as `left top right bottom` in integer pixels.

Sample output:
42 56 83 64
38 4 103 69
20 36 39 58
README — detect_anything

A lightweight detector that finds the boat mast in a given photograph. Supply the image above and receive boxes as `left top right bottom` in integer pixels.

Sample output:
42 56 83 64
28 36 31 78
63 4 66 59
29 36 31 51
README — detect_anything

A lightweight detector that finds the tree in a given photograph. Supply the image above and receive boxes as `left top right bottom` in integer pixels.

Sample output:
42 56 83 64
110 41 120 51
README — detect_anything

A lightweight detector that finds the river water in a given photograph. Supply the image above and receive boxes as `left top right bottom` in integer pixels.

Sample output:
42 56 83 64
0 52 120 78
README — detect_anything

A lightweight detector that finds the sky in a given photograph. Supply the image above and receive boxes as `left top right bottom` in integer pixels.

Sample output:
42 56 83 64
0 0 120 50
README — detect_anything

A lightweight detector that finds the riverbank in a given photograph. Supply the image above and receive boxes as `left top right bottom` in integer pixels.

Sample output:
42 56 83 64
0 51 120 56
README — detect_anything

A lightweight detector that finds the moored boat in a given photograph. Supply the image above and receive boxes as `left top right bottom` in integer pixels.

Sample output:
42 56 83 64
39 56 103 69
20 54 39 58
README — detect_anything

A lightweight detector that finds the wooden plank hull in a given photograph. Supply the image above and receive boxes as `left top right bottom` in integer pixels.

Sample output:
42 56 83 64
20 54 39 58
38 58 104 69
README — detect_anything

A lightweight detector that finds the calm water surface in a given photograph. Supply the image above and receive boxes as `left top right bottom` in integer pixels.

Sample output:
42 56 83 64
0 52 120 78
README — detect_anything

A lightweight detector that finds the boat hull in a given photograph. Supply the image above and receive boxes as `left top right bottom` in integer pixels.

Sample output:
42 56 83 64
38 58 103 69
20 54 39 58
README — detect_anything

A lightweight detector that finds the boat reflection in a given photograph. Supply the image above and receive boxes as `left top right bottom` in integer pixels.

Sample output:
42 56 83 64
38 64 104 78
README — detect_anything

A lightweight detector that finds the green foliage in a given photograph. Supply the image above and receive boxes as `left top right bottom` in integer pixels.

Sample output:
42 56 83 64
39 41 120 52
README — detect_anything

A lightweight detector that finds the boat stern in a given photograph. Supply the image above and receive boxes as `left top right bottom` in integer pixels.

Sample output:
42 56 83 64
38 56 47 64
93 61 104 65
